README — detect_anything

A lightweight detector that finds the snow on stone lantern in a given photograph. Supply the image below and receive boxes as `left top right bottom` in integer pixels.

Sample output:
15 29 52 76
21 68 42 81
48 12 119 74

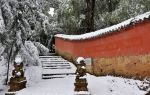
74 57 91 95
8 55 27 92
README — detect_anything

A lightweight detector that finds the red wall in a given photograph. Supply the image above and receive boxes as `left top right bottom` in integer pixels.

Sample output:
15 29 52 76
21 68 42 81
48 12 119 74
55 20 150 58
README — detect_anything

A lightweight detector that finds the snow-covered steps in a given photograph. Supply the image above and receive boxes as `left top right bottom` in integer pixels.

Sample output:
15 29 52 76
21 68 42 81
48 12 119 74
47 53 56 56
42 73 75 79
40 56 76 79
43 67 71 69
42 64 71 67
42 65 72 69
41 60 68 62
40 58 65 61
42 69 75 74
40 56 62 58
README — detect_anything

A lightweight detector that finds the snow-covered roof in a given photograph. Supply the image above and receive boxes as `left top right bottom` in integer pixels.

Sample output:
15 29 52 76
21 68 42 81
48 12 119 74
55 11 150 40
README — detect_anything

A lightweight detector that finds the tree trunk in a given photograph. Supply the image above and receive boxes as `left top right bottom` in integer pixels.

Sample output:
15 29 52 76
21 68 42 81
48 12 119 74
85 0 95 33
107 0 112 12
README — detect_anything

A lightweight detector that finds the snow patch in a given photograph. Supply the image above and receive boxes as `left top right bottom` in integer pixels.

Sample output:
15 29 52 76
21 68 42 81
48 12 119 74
16 72 21 76
34 42 49 56
48 7 54 16
0 56 9 95
25 66 42 86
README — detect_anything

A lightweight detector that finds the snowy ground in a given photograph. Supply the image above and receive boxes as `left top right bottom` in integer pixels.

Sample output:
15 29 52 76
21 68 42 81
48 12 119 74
4 66 146 95
0 56 12 95
0 56 148 95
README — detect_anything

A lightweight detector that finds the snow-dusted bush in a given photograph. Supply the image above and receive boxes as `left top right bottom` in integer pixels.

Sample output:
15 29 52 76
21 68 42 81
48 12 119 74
0 43 5 56
0 9 5 34
0 56 7 85
0 44 6 84
19 41 41 66
34 42 49 56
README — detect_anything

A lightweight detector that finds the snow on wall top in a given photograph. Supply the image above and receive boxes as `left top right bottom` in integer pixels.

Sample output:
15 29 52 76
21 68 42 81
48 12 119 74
55 11 150 40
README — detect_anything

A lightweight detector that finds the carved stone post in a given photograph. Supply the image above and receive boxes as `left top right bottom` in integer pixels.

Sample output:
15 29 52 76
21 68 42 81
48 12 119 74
74 57 91 95
7 55 27 94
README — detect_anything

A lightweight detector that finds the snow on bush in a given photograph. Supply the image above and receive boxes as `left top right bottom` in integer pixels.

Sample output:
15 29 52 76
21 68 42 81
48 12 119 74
0 7 5 33
55 11 150 40
0 43 7 86
0 56 12 94
0 43 5 56
34 42 49 56
0 43 13 94
0 56 7 85
19 41 41 66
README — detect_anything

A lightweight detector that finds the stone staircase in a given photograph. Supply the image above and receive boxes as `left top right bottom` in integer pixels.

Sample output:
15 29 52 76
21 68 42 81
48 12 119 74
40 55 76 79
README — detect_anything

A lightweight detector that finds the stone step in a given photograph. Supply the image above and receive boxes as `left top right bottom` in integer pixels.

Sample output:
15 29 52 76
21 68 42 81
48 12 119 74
42 62 69 64
42 65 71 67
42 62 68 64
42 76 64 79
42 64 71 68
42 74 74 79
43 67 71 69
40 59 65 61
41 59 66 61
41 60 68 62
40 55 76 80
47 53 56 56
41 60 67 62
42 75 65 79
42 64 69 67
42 69 75 74
39 56 62 58
42 63 69 66
42 73 75 76
40 57 63 58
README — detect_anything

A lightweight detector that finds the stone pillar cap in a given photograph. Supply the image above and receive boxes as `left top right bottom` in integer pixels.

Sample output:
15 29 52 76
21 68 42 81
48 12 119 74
15 55 23 64
76 57 85 64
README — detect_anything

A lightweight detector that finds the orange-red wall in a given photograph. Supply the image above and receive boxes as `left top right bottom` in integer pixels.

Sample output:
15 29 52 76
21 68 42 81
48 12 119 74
55 20 150 59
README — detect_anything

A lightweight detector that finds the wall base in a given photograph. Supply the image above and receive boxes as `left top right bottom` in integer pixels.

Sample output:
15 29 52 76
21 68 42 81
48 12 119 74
56 48 150 79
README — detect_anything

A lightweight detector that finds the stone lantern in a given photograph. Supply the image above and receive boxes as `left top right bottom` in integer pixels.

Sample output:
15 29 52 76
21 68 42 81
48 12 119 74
74 57 90 95
8 55 27 92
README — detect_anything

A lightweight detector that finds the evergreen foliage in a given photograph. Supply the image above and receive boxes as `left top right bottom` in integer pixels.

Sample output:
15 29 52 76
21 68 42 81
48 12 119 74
56 0 150 34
